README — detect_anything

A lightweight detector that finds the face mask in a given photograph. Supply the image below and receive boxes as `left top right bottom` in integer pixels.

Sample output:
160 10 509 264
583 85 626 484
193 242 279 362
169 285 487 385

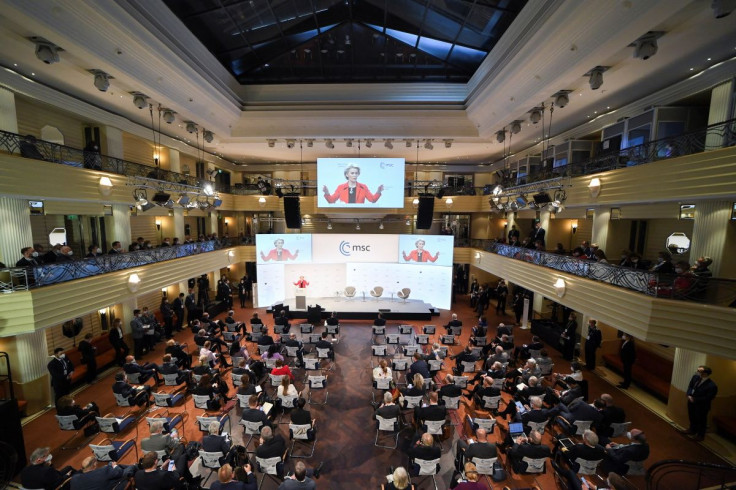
96 248 102 254
675 268 683 273
32 251 39 257
45 454 53 463
115 247 122 252
626 431 632 440
67 251 74 256
59 353 66 359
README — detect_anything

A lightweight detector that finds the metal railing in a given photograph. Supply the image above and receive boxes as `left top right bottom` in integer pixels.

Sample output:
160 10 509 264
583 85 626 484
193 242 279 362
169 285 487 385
0 240 222 292
498 117 736 188
490 243 736 306
646 459 736 490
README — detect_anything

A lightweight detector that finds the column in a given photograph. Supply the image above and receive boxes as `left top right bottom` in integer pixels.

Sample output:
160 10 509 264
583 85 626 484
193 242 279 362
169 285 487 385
591 207 611 255
0 197 33 265
0 87 18 133
120 298 138 335
506 212 517 240
689 200 734 277
173 208 185 241
208 212 218 235
109 204 132 248
102 126 124 159
666 348 707 429
705 80 734 150
169 149 180 174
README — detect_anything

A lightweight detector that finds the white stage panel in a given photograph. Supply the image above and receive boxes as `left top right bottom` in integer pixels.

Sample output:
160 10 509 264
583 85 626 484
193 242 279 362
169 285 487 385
256 263 285 306
346 263 452 310
283 263 346 299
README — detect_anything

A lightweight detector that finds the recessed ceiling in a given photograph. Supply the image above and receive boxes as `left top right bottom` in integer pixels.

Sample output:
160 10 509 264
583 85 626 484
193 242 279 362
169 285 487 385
162 0 526 84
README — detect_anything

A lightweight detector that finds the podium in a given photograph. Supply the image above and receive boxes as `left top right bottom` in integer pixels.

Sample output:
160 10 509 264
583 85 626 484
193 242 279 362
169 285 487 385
295 287 307 310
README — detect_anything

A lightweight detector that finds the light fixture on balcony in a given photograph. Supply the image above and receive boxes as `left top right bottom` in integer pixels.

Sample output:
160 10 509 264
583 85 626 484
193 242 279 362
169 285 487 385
445 197 453 208
99 176 113 196
571 220 578 234
475 252 481 264
412 198 419 208
588 177 601 197
327 221 333 230
228 250 235 264
258 196 266 207
128 273 141 292
554 278 566 298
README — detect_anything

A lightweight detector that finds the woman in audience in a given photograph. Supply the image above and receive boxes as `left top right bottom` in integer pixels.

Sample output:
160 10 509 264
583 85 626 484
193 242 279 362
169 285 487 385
262 344 283 363
56 395 99 432
276 375 299 410
194 373 230 409
237 375 257 397
450 462 484 489
211 463 252 490
401 373 427 403
383 466 413 490
373 359 393 382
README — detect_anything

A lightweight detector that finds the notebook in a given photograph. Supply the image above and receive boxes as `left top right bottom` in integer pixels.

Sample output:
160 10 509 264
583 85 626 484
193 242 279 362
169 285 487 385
261 402 273 415
559 437 574 449
509 422 525 438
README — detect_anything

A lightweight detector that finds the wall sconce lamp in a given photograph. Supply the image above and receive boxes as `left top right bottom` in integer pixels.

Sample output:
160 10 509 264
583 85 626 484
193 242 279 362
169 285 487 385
161 287 167 299
503 221 508 228
445 197 453 209
128 273 141 292
98 307 109 330
588 178 601 198
412 198 419 208
227 250 235 264
554 278 566 297
155 219 162 231
571 220 578 234
258 197 266 207
99 176 113 196
475 252 481 264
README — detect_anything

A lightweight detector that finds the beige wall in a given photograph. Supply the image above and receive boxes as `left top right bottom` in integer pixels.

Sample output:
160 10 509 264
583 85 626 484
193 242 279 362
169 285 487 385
15 96 86 149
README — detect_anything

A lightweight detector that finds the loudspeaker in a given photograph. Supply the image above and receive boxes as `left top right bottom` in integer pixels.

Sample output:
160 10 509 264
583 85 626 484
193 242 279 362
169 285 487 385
0 399 26 476
416 196 434 229
283 194 301 229
152 191 171 203
533 192 552 204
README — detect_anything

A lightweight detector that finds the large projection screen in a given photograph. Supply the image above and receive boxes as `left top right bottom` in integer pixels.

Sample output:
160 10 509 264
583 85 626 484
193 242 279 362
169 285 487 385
255 234 453 310
317 158 405 208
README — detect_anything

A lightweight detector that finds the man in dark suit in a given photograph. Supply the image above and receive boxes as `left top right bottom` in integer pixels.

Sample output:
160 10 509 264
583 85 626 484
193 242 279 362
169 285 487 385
172 293 185 331
123 355 161 384
47 347 74 406
134 452 184 490
602 428 649 475
108 318 129 366
375 392 401 420
290 397 312 426
560 313 578 361
617 333 636 389
21 447 75 490
682 365 718 441
408 433 442 474
414 391 447 427
284 333 304 366
78 333 97 384
202 420 234 465
254 426 287 476
185 287 198 322
159 354 190 385
507 430 551 473
597 393 626 444
112 372 150 406
455 427 497 470
241 394 273 429
16 246 40 267
557 398 604 436
443 313 462 334
315 332 334 360
439 375 463 401
409 352 431 379
71 456 134 490
130 309 146 358
530 220 546 249
584 319 602 370
373 313 386 327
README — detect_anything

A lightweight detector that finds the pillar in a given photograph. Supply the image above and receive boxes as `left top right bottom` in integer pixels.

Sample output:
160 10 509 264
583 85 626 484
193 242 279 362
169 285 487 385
208 212 218 235
591 207 611 255
14 330 52 410
506 212 517 241
689 200 734 277
0 87 18 133
169 149 180 174
0 197 34 265
666 348 707 429
103 126 124 160
109 204 132 249
120 298 138 335
173 208 185 241
705 80 734 150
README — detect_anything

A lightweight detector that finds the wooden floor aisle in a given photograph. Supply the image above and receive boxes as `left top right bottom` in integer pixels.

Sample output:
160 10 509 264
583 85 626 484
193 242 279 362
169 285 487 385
18 298 728 489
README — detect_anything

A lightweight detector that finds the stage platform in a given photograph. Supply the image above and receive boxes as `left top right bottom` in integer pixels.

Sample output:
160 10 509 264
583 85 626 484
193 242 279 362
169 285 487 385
266 297 438 321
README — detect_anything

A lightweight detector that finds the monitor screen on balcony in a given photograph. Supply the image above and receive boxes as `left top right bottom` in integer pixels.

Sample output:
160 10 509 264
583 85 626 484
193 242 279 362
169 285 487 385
317 158 405 208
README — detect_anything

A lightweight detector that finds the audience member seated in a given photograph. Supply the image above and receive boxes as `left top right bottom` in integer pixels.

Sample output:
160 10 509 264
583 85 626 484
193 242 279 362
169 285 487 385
276 376 299 410
279 461 319 490
484 346 508 369
141 420 179 457
383 466 412 490
56 395 99 433
325 311 340 338
283 333 304 366
536 349 554 375
254 426 287 477
196 373 231 410
373 359 393 382
375 392 401 421
232 462 258 489
123 355 161 384
454 427 496 471
449 461 484 489
451 346 479 376
257 332 275 347
515 376 548 405
439 374 463 401
602 428 649 475
409 352 430 379
507 430 552 473
159 354 190 385
233 360 257 387
401 373 427 407
471 316 488 338
556 398 604 436
557 429 606 473
271 359 295 381
414 391 447 428
165 340 192 369
112 372 151 406
203 420 237 466
274 310 291 334
315 332 335 360
555 376 583 406
71 456 135 490
444 313 462 334
596 393 626 444
373 313 387 327
514 336 544 361
242 394 273 429
408 433 442 475
21 446 76 490
262 344 284 364
211 463 254 490
134 452 184 490
290 397 313 427
465 373 500 402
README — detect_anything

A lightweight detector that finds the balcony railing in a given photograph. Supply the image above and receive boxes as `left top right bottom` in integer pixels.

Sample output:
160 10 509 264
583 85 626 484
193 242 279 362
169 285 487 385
491 243 736 306
499 117 736 188
646 459 736 490
0 241 222 292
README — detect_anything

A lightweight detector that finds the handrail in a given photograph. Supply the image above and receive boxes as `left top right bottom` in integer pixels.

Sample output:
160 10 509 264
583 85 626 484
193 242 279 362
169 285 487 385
489 243 736 306
0 240 224 292
646 459 736 490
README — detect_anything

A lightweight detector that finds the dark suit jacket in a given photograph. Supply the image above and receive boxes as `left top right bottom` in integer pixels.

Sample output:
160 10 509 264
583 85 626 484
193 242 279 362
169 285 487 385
256 435 286 459
47 357 72 385
567 443 606 472
465 441 497 461
620 340 636 365
376 404 401 421
416 404 447 422
109 327 126 347
508 443 551 472
203 434 231 454
408 443 441 462
71 465 128 490
409 360 431 379
290 408 312 426
439 384 463 399
606 442 649 464
686 376 718 409
586 328 602 349
242 408 271 428
21 463 69 490
133 469 183 490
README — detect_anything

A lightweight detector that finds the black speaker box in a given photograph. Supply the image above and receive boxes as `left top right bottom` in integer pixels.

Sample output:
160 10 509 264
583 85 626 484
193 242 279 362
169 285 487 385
152 191 171 203
0 399 26 476
533 192 552 204
416 196 435 229
283 194 301 229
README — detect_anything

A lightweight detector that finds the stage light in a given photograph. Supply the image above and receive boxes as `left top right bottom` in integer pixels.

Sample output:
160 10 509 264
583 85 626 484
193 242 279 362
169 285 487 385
529 108 542 124
355 220 360 231
345 139 353 148
516 195 528 207
495 130 505 143
554 278 566 298
32 38 61 64
325 139 334 149
132 93 148 109
510 121 522 134
177 195 190 206
203 130 214 143
267 139 276 148
286 139 296 149
384 139 393 149
379 222 384 230
305 139 314 148
405 139 413 148
258 196 266 207
554 91 571 108
424 139 433 150
365 139 373 148
412 198 419 208
162 109 176 124
631 32 663 60
444 139 453 148
203 183 214 196
98 176 113 196
91 70 111 92
405 218 411 226
128 273 141 292
327 221 333 230
185 122 197 134
588 177 601 197
492 185 504 196
588 67 605 90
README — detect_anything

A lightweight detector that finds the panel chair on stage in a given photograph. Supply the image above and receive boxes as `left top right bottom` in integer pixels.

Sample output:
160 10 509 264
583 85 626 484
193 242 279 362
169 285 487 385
397 288 411 303
371 286 384 301
344 286 356 300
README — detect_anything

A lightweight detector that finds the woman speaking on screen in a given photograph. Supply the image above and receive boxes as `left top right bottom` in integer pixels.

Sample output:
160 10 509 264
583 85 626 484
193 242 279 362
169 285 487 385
260 238 299 262
402 239 439 263
322 164 384 204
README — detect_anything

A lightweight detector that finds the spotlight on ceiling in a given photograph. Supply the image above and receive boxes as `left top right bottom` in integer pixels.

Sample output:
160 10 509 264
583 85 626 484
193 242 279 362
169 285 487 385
267 139 276 148
131 93 148 109
345 138 353 147
405 139 414 148
424 139 433 150
185 122 197 134
327 221 333 230
495 130 506 143
90 70 111 92
286 139 296 149
31 37 61 64
134 189 155 212
365 138 373 148
384 139 393 149
305 139 314 148
443 139 453 148
529 108 543 124
510 121 523 134
162 109 176 124
586 66 608 90
712 0 734 17
325 139 334 149
203 130 214 143
553 90 571 108
177 195 190 206
491 184 504 196
355 220 360 231
509 201 519 211
516 195 528 207
203 183 214 196
631 32 664 60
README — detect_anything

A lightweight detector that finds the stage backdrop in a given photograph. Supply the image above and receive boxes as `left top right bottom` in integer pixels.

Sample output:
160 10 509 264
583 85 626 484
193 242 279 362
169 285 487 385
255 233 453 310
317 158 405 208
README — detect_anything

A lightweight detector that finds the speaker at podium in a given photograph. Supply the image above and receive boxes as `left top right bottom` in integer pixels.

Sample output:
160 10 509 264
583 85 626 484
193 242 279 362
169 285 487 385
293 276 310 310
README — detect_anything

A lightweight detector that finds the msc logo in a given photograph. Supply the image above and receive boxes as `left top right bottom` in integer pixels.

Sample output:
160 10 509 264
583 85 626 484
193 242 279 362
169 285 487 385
379 161 394 169
339 241 371 256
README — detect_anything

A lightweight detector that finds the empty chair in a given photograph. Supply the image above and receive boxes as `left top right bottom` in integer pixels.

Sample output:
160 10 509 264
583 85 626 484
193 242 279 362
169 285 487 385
398 324 413 335
451 375 468 389
461 360 478 373
575 457 603 476
422 325 436 335
375 415 401 449
145 412 184 434
256 454 286 488
449 325 463 336
55 414 95 450
440 334 455 345
370 286 384 301
344 286 356 299
403 345 420 356
289 421 317 458
610 421 632 438
412 457 440 489
397 288 411 303
300 324 314 334
239 419 264 452
307 375 328 405
89 437 137 463
527 420 549 435
372 325 386 337
480 395 501 412
519 456 548 474
96 413 137 436
198 450 225 486
154 389 186 408
467 415 496 435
